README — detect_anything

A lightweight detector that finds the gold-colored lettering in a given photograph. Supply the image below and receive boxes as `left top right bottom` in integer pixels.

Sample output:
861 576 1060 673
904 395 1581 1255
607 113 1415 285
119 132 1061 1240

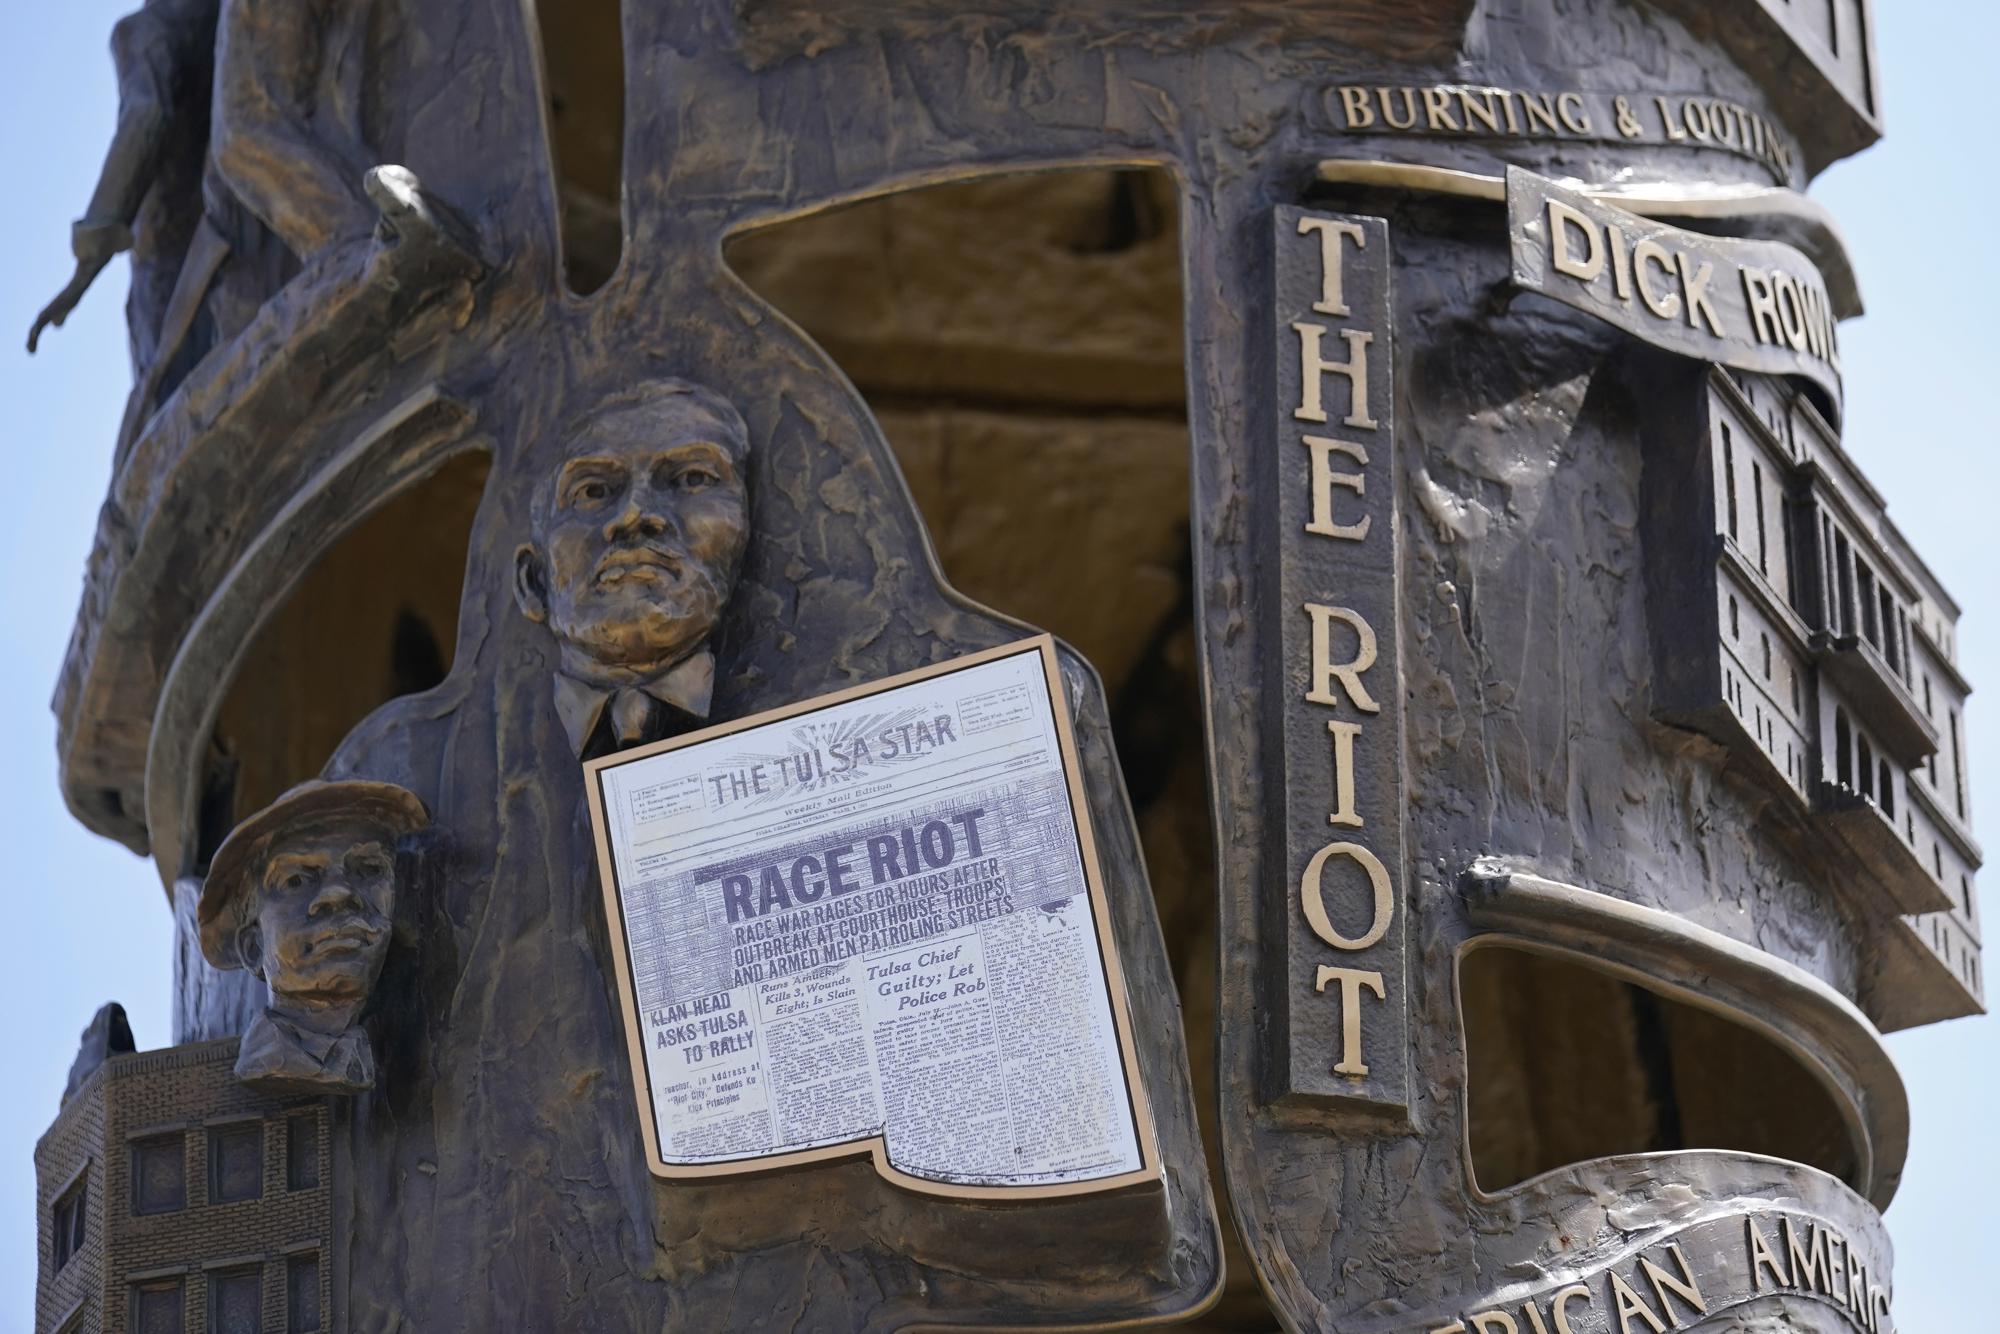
1654 95 1687 142
1551 1285 1591 1334
1303 603 1381 712
1292 323 1376 428
1800 280 1830 362
1522 92 1561 135
1520 1300 1553 1334
1674 251 1725 337
1607 1271 1668 1334
1613 95 1642 138
1741 268 1779 345
1784 1217 1827 1295
1326 720 1363 828
1824 1232 1846 1301
1338 85 1376 129
1709 99 1739 147
1634 239 1681 320
1773 272 1808 352
1548 200 1604 283
1747 1217 1789 1291
1469 1312 1518 1334
1380 86 1419 130
1607 223 1632 303
1297 217 1368 317
1496 88 1521 134
1302 435 1369 539
1427 1324 1468 1334
1639 1244 1707 1319
1422 86 1461 131
1556 91 1592 134
1301 841 1393 950
1314 965 1385 1075
1458 87 1503 134
1683 97 1712 141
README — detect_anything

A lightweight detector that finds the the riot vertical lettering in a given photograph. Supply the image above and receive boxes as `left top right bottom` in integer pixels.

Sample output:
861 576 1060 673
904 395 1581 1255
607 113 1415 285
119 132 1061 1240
1274 208 1408 1115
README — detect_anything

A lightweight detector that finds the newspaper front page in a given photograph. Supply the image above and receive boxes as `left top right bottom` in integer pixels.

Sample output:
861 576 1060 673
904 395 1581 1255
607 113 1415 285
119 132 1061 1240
587 639 1154 1196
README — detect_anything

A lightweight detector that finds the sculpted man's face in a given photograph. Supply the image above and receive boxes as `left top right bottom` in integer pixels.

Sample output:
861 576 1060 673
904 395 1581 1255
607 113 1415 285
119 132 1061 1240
245 828 396 1009
520 395 750 682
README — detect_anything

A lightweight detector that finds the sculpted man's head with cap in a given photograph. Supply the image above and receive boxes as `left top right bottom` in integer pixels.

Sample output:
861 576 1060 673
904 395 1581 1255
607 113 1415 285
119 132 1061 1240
514 378 752 754
200 779 427 1095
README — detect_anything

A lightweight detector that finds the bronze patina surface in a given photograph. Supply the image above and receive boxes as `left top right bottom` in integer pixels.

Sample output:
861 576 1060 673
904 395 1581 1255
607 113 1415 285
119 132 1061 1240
27 1 1978 1331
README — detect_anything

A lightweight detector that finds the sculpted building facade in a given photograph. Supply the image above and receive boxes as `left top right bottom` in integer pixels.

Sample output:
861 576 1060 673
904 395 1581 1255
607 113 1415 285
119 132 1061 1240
26 0 1981 1331
36 1032 330 1334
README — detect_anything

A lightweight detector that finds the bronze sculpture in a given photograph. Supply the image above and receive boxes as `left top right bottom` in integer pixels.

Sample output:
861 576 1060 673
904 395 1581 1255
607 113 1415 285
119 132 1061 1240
27 0 215 364
515 379 752 757
27 0 1981 1330
198 778 426 1094
31 0 434 461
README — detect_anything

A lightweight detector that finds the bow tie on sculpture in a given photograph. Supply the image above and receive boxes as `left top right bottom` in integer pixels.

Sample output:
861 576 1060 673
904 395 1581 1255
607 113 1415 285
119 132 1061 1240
514 378 751 759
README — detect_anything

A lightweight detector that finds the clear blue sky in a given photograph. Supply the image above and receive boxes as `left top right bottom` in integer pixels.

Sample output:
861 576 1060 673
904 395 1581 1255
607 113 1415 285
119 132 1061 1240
0 4 1994 1328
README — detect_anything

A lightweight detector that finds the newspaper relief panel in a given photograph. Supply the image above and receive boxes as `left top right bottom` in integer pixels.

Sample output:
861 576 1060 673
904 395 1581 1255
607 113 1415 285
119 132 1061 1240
585 637 1161 1198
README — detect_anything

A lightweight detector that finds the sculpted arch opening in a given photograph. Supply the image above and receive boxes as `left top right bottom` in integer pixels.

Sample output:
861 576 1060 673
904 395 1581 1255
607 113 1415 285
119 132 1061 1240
199 449 490 870
727 168 1271 1325
1460 943 1861 1194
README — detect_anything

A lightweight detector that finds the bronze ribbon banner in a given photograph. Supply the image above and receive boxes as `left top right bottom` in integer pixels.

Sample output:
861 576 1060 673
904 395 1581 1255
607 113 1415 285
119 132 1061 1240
1506 167 1843 418
1317 84 1802 185
1412 1207 1893 1334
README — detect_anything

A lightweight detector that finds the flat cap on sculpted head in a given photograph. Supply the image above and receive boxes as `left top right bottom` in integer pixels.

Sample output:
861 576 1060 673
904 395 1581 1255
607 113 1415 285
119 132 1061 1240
200 779 428 1094
514 378 753 754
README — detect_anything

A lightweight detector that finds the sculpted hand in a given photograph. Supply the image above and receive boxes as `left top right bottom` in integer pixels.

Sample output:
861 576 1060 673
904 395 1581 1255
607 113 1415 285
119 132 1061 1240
26 256 110 354
26 216 131 353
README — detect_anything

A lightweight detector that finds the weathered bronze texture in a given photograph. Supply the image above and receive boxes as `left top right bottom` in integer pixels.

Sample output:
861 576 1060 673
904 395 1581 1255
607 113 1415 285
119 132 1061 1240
513 378 751 758
26 0 216 354
1509 169 1844 417
28 0 1980 1330
1268 208 1410 1119
199 779 427 1095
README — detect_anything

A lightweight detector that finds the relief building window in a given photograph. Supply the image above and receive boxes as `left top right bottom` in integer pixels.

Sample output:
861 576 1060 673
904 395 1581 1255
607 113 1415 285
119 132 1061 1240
51 1170 86 1272
208 1265 262 1334
287 1252 323 1332
131 1133 186 1216
132 1279 184 1334
208 1121 263 1205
